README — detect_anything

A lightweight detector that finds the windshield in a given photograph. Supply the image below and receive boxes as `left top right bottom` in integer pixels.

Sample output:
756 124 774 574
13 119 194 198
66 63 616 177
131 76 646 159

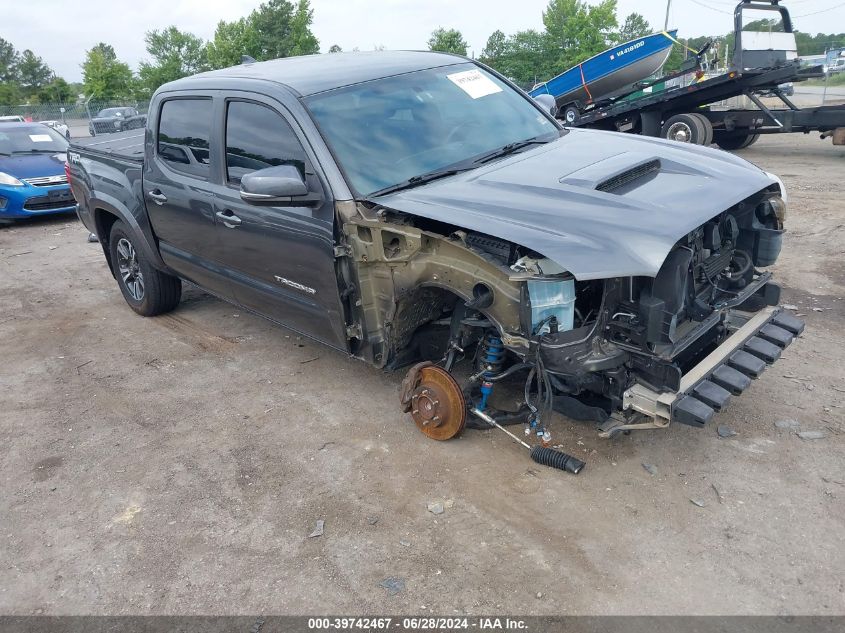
0 125 68 155
97 108 128 117
304 63 560 196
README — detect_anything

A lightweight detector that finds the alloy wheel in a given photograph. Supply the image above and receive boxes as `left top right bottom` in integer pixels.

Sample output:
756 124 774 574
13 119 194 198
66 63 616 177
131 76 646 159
116 237 145 301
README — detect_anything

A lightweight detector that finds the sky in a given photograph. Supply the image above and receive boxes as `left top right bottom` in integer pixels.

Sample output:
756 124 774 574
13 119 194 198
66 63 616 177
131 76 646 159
3 0 844 83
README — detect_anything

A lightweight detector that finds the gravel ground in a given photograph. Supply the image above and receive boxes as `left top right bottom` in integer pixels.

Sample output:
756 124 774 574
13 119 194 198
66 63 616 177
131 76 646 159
0 133 843 616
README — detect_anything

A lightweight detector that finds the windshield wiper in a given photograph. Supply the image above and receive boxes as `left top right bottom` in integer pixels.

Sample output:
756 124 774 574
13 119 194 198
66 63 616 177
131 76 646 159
367 136 552 197
473 138 549 165
369 166 472 197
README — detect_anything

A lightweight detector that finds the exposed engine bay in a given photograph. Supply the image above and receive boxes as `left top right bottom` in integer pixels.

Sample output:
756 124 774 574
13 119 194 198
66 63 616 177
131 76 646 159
336 184 803 474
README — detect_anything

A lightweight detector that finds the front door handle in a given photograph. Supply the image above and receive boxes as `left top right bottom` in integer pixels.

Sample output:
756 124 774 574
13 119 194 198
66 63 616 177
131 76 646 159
215 210 242 228
148 190 167 205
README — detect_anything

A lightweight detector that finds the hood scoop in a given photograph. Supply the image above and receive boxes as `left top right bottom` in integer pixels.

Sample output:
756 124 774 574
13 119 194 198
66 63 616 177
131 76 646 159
558 151 662 192
595 159 661 193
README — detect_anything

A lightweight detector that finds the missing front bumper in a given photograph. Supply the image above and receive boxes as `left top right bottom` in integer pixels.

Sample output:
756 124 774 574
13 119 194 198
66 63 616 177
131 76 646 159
621 306 804 428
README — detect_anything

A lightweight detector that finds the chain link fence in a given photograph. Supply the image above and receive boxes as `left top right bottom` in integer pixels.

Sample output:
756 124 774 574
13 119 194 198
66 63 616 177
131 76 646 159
0 100 150 138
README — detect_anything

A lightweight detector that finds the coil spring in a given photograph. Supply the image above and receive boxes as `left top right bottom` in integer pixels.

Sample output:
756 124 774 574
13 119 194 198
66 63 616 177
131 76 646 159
476 331 505 378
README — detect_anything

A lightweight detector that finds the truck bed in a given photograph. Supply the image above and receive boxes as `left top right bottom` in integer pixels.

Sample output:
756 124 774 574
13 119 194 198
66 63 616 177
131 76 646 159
70 130 145 161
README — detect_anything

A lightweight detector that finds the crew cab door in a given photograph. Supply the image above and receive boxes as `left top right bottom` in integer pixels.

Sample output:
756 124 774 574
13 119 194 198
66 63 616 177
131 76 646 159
144 93 232 297
209 96 348 350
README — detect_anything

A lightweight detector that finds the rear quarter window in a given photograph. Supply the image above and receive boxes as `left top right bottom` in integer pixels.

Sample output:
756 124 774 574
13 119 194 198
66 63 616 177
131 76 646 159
157 98 213 178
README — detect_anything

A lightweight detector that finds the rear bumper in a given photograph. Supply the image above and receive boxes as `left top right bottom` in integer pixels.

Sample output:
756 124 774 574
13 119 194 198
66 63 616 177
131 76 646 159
622 306 804 427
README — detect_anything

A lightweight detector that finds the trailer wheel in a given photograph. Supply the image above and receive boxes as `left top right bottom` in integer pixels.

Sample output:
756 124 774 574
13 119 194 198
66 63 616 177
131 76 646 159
690 113 714 146
562 105 580 125
742 133 760 148
661 114 706 144
713 132 759 150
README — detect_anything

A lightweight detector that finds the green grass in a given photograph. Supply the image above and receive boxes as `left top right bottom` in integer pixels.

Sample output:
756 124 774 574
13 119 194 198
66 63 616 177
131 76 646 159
803 73 845 87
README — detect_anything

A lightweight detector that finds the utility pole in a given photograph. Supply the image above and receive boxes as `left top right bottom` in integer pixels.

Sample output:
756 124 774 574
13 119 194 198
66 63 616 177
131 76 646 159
664 0 672 30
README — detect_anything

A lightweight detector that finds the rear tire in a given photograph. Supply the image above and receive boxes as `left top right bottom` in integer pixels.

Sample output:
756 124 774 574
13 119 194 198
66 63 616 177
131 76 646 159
714 132 759 150
741 133 760 148
661 114 706 144
108 220 181 316
690 113 713 146
562 105 580 125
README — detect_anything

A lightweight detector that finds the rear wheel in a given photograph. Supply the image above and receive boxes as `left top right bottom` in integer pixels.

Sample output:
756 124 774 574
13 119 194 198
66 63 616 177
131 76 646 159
661 114 707 144
742 133 760 148
713 132 760 150
108 220 181 316
562 105 580 125
690 113 713 146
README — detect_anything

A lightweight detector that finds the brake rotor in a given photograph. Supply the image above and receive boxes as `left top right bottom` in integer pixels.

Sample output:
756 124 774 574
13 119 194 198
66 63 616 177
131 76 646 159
404 364 466 441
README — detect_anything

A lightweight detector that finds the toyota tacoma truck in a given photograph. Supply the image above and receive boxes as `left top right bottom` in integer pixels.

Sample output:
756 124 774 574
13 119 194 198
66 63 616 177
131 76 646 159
67 51 803 457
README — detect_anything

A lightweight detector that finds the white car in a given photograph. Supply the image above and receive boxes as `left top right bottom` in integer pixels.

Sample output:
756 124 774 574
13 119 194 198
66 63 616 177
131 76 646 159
41 120 70 139
0 115 25 123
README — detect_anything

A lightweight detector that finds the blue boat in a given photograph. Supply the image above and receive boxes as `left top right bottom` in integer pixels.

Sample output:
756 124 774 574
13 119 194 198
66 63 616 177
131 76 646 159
530 31 678 118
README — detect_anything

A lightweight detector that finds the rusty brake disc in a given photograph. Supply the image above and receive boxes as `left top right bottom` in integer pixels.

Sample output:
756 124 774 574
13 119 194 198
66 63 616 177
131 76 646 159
405 365 466 440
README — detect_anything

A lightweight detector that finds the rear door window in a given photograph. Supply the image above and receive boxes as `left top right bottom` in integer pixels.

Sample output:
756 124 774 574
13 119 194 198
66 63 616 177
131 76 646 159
224 100 307 185
157 98 213 178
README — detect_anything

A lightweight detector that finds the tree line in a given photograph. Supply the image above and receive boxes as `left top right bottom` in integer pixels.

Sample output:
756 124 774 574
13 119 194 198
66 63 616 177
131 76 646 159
429 0 845 87
1 0 844 106
0 38 76 105
0 0 320 105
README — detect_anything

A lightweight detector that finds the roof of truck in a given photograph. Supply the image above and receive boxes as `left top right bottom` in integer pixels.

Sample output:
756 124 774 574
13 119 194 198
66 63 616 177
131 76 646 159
171 50 468 96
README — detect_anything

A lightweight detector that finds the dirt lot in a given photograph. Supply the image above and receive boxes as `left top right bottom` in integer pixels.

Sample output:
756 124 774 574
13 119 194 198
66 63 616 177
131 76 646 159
0 133 843 616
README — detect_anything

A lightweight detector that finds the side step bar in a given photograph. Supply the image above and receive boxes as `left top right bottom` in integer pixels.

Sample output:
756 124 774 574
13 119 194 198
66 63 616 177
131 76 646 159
623 307 804 428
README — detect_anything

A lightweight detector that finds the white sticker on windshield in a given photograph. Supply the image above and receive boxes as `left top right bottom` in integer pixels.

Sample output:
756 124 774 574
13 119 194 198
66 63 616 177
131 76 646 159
447 69 502 99
29 134 52 142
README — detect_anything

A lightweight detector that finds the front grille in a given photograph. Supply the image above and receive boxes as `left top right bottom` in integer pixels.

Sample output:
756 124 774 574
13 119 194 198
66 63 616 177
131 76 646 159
23 174 68 187
596 159 661 193
23 189 75 211
92 121 119 133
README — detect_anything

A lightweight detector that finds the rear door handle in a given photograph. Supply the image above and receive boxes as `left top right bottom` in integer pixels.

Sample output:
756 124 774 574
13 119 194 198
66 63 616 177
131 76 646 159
148 190 168 205
215 210 242 228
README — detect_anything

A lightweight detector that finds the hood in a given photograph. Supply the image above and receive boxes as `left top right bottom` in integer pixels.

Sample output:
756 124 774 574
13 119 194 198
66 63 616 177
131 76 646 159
371 128 776 280
0 153 67 181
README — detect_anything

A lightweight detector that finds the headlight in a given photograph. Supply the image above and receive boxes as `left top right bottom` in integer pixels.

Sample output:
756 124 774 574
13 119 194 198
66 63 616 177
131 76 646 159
114 120 121 128
764 171 787 205
769 195 787 226
0 172 24 186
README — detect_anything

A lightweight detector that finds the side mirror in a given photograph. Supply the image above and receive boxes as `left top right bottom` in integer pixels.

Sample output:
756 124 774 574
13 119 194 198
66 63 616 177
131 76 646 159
533 94 557 117
240 164 310 205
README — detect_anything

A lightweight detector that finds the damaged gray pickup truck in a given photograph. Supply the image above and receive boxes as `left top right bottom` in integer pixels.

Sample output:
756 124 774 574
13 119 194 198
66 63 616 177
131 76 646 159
68 51 803 473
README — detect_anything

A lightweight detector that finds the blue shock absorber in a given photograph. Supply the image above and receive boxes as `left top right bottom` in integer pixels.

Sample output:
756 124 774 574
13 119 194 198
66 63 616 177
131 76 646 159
477 332 505 412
